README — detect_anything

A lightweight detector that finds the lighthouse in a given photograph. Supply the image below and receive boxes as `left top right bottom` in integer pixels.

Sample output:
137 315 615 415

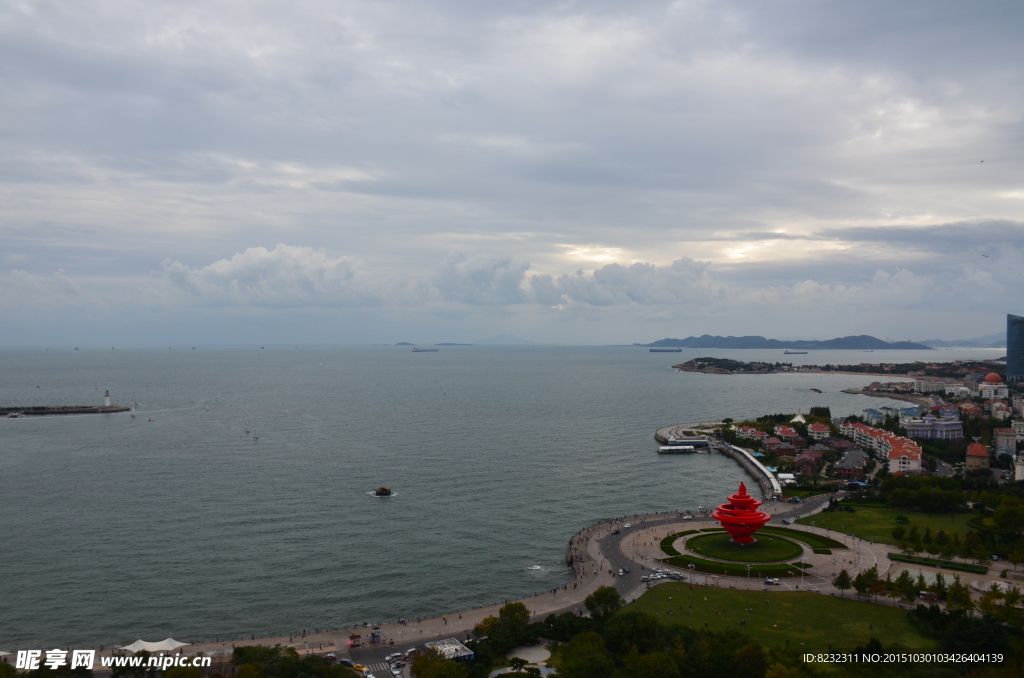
104 390 111 407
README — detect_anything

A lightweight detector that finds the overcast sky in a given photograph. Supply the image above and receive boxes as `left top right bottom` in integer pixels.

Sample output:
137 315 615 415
2 0 1022 345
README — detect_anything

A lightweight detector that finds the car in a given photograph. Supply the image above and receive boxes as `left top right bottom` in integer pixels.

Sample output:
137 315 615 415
404 649 418 658
391 667 401 677
764 578 780 585
992 555 1000 561
618 568 624 576
611 529 620 534
652 567 662 573
386 654 402 662
781 519 791 525
339 659 355 668
641 575 650 581
682 515 693 520
623 566 630 573
624 523 632 528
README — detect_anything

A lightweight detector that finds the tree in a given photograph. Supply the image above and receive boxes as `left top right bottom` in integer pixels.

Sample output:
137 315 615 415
584 586 624 622
508 658 527 673
410 649 469 678
832 569 852 597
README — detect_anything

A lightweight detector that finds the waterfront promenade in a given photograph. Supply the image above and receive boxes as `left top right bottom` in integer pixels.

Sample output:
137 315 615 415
132 495 850 661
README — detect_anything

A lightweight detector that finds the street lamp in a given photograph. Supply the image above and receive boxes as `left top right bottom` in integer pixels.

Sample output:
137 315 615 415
746 564 751 585
688 564 695 582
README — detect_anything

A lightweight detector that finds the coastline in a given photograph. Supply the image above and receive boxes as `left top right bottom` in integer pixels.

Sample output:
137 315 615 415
839 388 932 407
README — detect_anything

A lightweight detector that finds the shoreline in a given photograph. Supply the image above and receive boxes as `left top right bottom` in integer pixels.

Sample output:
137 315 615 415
839 388 932 407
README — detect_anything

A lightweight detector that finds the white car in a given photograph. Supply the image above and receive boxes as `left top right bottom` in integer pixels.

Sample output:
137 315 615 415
624 523 632 528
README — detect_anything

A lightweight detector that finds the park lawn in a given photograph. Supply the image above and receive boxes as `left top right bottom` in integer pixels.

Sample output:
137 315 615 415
623 584 938 651
687 533 803 562
795 507 974 546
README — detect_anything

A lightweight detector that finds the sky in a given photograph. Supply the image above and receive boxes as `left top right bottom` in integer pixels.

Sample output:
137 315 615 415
2 0 1023 346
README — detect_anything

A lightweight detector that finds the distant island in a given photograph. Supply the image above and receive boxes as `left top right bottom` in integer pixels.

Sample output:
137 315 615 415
643 334 932 350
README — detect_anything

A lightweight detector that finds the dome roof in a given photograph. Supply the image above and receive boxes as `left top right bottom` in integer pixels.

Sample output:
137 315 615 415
984 372 1003 383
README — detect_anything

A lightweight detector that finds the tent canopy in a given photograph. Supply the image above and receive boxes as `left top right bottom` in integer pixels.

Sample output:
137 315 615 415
118 638 188 653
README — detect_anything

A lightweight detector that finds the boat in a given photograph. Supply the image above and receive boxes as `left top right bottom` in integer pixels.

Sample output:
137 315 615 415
6 411 24 418
374 487 393 496
649 348 682 352
783 350 808 354
252 427 259 440
147 417 155 422
411 347 438 352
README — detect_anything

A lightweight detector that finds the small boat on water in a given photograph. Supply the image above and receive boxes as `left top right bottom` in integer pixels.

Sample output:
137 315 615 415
375 487 393 496
7 411 24 418
649 348 682 352
783 350 808 354
412 347 438 352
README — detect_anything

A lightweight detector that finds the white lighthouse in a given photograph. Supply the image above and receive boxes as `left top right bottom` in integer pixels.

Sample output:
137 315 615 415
104 390 111 407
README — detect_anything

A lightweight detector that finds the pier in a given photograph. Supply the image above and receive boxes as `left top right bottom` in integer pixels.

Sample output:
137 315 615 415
655 422 781 499
2 405 131 416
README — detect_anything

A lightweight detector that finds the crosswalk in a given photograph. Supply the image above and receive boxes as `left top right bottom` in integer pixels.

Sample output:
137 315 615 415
366 662 399 675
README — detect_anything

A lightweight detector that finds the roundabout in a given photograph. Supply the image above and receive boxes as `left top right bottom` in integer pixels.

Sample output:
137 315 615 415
685 532 804 563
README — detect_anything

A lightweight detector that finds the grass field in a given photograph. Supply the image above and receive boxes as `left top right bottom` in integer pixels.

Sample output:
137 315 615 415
795 507 974 546
760 526 847 549
660 554 806 577
623 583 938 650
686 533 803 562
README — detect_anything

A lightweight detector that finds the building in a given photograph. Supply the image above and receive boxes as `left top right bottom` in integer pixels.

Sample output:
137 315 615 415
806 423 831 441
794 450 822 476
900 412 963 440
915 380 946 393
994 428 1017 452
888 440 922 474
774 425 799 440
1008 314 1024 383
977 373 1009 399
1012 420 1024 441
966 443 990 471
834 449 869 479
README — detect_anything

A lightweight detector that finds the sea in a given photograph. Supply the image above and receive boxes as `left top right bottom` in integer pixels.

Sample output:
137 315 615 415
0 344 1004 648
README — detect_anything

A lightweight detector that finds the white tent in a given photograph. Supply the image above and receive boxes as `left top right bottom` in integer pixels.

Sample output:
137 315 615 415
118 638 189 653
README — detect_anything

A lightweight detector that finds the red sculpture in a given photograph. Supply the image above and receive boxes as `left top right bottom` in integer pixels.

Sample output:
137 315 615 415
712 482 770 544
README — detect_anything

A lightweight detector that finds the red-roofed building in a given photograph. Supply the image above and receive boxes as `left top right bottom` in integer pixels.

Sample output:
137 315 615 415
774 425 799 440
764 436 781 451
807 422 831 441
794 450 822 476
966 442 989 471
888 440 923 474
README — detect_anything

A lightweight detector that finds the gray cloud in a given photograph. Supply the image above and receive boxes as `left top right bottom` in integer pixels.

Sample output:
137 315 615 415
2 1 1023 343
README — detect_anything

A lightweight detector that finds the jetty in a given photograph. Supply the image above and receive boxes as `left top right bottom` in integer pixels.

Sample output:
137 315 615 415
655 422 781 499
2 405 130 416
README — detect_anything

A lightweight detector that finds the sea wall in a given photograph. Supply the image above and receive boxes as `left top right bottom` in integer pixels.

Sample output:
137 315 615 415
717 443 782 498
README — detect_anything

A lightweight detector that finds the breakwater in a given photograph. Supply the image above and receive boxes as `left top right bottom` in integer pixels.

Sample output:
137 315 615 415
655 423 781 500
2 405 131 416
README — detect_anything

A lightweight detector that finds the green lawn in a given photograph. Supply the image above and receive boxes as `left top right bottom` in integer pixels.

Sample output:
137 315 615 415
686 533 803 562
760 526 847 549
795 507 974 546
660 554 806 577
623 584 938 651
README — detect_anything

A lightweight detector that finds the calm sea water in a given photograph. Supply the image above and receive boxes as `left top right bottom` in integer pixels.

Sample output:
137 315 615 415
0 345 1000 648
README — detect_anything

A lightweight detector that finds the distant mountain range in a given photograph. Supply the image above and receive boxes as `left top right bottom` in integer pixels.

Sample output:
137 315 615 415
918 332 1005 348
642 334 932 350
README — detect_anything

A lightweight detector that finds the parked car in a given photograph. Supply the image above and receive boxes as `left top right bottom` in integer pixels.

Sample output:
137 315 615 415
618 568 624 576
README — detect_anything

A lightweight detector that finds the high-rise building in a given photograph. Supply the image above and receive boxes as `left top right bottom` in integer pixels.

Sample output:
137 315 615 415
1008 314 1024 383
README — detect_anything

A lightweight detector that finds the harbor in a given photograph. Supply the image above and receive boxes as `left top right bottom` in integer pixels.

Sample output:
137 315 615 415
654 422 781 499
